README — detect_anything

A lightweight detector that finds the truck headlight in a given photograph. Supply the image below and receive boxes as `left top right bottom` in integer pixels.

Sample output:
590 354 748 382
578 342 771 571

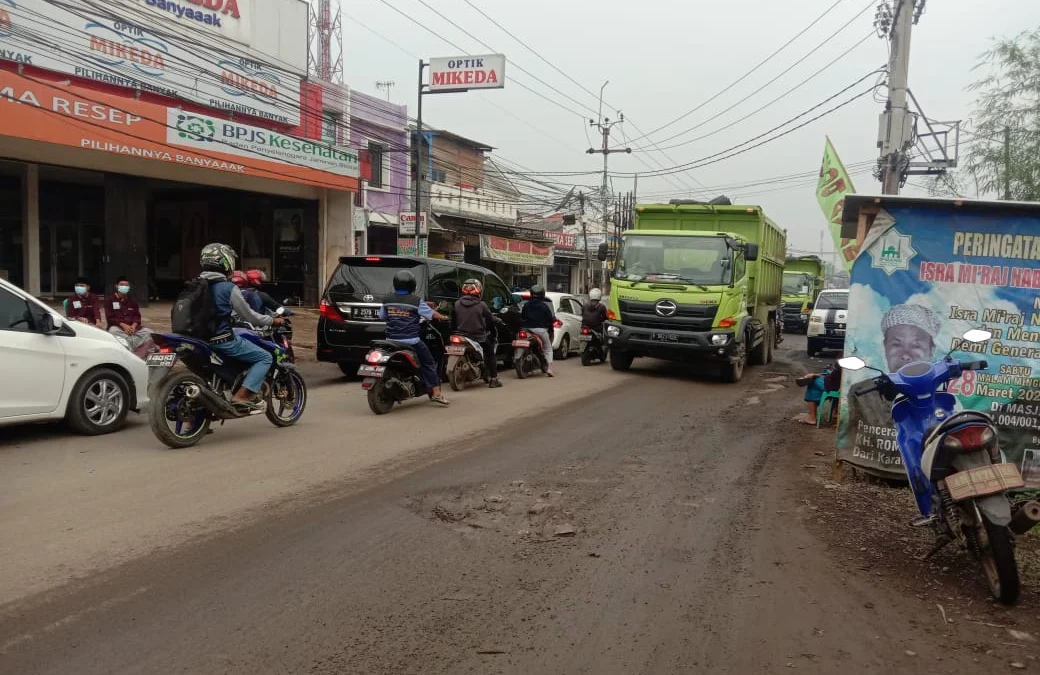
606 325 621 338
711 334 729 346
809 315 823 324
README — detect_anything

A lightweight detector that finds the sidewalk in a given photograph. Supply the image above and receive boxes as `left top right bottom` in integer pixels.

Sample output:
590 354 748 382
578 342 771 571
45 299 322 362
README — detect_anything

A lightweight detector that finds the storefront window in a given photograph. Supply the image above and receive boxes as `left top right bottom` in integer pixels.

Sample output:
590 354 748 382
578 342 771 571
0 176 21 286
273 208 304 283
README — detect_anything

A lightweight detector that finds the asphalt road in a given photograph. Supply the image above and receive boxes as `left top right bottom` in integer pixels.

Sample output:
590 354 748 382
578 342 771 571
3 339 985 674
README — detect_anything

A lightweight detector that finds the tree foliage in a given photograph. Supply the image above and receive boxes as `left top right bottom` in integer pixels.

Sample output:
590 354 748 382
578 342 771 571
955 29 1040 200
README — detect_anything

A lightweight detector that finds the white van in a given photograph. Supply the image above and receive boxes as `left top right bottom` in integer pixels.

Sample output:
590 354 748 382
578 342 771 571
806 289 849 357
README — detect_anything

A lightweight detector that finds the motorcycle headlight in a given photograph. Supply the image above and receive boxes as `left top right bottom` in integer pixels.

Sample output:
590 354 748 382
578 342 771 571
606 325 621 338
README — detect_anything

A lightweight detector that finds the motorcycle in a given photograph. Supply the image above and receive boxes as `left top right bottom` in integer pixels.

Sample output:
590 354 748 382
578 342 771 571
146 327 308 448
512 328 549 378
233 307 295 363
579 326 607 366
839 328 1032 605
446 333 491 391
360 317 447 414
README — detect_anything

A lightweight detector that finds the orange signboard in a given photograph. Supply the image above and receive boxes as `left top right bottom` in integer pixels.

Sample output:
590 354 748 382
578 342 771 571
0 69 359 192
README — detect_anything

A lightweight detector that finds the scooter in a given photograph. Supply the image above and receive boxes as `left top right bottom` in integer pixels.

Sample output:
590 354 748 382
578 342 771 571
360 318 447 414
446 333 491 390
840 328 1036 605
512 329 549 378
579 326 607 366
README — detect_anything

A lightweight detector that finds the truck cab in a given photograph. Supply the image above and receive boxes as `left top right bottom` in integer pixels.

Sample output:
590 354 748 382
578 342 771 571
781 255 825 333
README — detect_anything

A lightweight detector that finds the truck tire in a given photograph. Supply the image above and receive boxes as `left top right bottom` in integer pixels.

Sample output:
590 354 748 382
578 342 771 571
749 322 770 366
722 335 747 383
610 350 633 371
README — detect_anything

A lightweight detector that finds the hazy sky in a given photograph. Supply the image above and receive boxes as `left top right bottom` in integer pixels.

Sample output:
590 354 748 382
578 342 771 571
340 0 1040 258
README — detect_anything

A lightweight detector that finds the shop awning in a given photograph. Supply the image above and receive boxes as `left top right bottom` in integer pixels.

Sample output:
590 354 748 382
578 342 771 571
369 210 398 227
479 234 554 266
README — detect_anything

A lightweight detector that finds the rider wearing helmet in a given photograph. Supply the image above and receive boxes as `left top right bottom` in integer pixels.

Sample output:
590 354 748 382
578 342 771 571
453 278 502 388
520 284 556 376
199 243 283 411
377 269 450 405
581 288 608 332
230 270 264 313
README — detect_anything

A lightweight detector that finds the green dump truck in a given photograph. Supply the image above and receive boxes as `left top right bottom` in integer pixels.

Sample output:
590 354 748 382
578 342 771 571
596 201 786 382
781 255 825 333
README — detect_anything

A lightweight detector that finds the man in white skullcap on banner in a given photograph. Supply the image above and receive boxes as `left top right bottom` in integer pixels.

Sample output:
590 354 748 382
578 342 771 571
881 303 942 373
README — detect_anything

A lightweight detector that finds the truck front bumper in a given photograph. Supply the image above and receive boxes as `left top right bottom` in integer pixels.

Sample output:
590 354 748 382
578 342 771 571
604 322 741 362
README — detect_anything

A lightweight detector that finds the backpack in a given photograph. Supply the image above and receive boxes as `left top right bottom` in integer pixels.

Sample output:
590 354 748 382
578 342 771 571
171 277 218 339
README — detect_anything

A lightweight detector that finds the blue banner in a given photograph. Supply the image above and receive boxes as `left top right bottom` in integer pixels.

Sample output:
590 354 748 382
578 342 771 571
839 205 1040 485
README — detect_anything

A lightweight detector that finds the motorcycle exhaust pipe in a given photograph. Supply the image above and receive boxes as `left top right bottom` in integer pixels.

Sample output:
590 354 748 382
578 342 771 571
183 383 235 417
1009 500 1040 535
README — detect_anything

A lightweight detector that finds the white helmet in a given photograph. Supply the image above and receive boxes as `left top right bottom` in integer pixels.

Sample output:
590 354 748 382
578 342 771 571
589 288 602 301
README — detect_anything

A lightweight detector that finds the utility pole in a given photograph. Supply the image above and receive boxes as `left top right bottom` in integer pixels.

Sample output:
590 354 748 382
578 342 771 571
878 0 917 195
1004 125 1012 200
578 192 589 293
633 173 638 204
586 81 631 288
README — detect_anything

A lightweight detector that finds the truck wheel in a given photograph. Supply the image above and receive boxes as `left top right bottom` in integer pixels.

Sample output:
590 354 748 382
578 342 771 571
610 350 633 371
749 323 770 366
722 337 747 383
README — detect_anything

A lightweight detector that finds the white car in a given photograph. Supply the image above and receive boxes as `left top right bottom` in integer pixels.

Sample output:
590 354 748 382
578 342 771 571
806 288 850 357
518 291 584 359
0 278 150 434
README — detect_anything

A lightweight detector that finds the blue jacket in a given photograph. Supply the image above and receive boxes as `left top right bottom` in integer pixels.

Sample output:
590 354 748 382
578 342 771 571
381 292 432 340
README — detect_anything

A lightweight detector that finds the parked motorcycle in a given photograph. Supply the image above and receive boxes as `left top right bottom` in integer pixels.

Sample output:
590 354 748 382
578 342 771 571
579 326 607 366
840 328 1032 605
512 329 549 378
146 327 307 448
446 333 490 391
360 318 447 414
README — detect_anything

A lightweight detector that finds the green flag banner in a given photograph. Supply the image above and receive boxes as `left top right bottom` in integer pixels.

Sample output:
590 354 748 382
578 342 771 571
817 136 859 270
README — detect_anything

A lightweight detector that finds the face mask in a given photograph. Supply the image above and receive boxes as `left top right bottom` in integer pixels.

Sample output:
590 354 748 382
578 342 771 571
117 285 130 294
74 286 88 296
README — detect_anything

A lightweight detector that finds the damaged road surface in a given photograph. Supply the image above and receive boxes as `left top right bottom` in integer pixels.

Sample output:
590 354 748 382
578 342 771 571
0 360 1001 673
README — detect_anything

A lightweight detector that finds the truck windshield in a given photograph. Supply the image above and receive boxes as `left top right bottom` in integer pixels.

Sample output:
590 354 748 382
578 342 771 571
782 273 811 295
615 235 731 285
816 293 848 310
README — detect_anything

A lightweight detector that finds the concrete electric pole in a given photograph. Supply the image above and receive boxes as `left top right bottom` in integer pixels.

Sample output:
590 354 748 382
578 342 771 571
877 0 918 195
586 81 630 289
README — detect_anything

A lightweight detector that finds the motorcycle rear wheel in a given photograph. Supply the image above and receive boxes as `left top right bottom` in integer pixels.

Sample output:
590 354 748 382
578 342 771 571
149 371 212 449
515 353 530 379
449 361 468 391
581 349 593 366
980 516 1020 605
367 378 396 415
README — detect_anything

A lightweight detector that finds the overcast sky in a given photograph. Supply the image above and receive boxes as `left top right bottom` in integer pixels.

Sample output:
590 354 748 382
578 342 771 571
341 0 1040 259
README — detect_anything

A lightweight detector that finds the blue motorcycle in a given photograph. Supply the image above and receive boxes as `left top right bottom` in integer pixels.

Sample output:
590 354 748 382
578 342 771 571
146 327 307 448
840 329 1025 605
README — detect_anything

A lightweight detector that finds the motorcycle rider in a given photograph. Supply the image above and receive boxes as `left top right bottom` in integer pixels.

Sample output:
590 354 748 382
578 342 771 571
199 243 283 412
245 269 291 317
520 284 556 376
230 270 265 314
453 278 502 388
581 288 608 332
378 269 450 405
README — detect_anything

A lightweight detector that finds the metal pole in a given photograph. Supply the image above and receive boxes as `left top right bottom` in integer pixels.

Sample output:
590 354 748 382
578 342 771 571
880 0 915 195
415 60 425 256
578 192 589 293
1004 125 1012 200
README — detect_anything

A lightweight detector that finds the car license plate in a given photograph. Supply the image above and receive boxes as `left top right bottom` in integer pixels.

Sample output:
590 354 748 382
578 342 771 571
651 332 677 342
445 345 466 355
578 335 591 342
146 352 177 368
350 307 379 320
512 340 530 348
357 364 385 377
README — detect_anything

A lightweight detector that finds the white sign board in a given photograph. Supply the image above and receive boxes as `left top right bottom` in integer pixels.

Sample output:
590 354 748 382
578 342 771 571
0 0 303 124
166 109 360 176
428 54 505 92
131 0 252 46
399 212 428 236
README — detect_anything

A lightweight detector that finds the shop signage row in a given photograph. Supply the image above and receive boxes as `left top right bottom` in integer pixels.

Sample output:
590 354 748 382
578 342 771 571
0 69 359 189
0 0 302 125
398 212 428 236
397 237 427 257
428 53 505 92
479 234 553 267
543 230 576 249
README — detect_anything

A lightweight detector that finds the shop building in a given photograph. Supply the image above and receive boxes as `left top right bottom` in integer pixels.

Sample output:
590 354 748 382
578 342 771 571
412 128 553 285
0 0 361 305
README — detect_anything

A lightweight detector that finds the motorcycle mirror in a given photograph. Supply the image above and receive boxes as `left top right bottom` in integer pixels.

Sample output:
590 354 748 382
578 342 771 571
962 328 992 344
838 356 867 371
275 306 286 316
499 307 510 315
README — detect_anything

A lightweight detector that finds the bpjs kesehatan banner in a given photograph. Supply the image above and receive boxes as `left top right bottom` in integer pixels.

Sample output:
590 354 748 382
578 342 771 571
838 204 1040 485
0 0 303 125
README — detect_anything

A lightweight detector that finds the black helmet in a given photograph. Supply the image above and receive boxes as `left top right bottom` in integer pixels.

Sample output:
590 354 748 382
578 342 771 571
530 284 546 300
393 269 417 293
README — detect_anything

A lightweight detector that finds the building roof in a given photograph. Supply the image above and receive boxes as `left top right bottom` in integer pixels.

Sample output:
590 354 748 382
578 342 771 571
840 193 1040 239
410 125 494 151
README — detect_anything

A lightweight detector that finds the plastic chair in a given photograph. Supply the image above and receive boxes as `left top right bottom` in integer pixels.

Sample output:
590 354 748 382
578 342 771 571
817 390 840 427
